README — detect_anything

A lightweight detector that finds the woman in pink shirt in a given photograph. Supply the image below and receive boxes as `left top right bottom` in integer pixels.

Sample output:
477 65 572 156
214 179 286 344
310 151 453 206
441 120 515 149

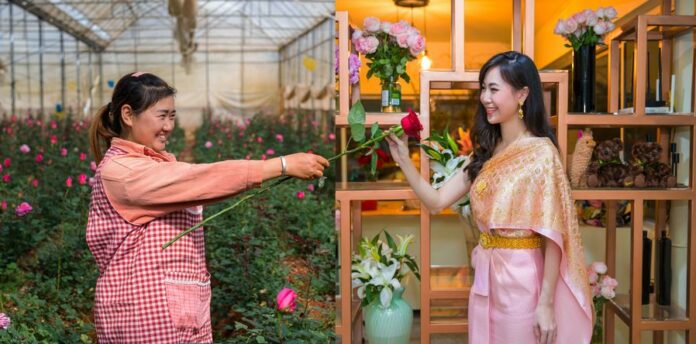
86 72 328 343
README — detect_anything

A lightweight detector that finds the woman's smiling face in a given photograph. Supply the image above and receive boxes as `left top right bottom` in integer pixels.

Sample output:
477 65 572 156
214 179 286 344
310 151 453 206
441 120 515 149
121 96 176 152
480 66 526 125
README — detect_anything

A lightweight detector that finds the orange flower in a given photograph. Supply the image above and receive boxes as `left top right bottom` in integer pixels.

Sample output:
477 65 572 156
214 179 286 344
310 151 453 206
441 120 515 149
457 127 473 155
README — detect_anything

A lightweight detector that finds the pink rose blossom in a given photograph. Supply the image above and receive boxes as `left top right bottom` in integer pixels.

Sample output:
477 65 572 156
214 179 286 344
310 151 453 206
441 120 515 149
19 144 30 154
603 6 617 19
50 135 58 145
60 148 68 157
261 154 267 160
31 179 38 188
307 184 315 192
600 276 618 288
591 261 608 274
296 191 305 199
0 165 2 173
408 35 426 56
266 149 275 156
0 312 10 329
554 19 569 35
3 158 9 167
90 161 97 171
329 133 336 140
50 120 58 129
78 173 88 185
79 153 87 161
583 9 597 26
572 11 587 25
2 174 10 183
593 21 610 35
381 22 392 33
276 287 297 313
65 176 73 188
565 18 578 34
204 141 213 148
245 154 251 160
275 134 284 143
257 137 263 143
389 20 410 37
396 33 410 49
35 153 44 163
600 286 616 299
588 270 598 284
356 36 379 55
15 202 33 217
351 28 363 41
363 17 381 33
1 200 6 211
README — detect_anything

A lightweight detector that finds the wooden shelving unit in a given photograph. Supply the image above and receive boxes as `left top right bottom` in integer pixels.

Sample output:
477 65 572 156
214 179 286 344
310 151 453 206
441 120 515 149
560 12 696 344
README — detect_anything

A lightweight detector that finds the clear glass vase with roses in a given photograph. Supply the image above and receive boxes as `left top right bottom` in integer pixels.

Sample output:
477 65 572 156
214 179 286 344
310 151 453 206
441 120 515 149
352 17 425 112
588 261 618 344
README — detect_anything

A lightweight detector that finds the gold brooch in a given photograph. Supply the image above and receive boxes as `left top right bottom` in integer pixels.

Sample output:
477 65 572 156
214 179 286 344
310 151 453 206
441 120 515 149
475 180 487 196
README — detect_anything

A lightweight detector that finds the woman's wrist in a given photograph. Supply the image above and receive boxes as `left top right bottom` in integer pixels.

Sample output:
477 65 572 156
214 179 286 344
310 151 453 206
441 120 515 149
261 157 283 180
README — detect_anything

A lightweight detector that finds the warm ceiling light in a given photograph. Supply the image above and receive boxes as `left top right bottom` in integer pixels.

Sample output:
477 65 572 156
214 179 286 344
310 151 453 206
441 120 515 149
420 53 432 70
393 0 429 8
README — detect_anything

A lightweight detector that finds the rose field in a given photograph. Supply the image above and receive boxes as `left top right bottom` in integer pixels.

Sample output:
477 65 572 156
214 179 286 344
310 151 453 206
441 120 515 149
0 112 336 343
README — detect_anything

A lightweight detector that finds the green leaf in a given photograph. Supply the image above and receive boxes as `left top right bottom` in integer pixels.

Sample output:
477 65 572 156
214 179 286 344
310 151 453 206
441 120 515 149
370 152 378 177
370 122 379 138
446 132 459 155
384 230 397 252
256 336 267 343
401 73 410 83
348 101 366 142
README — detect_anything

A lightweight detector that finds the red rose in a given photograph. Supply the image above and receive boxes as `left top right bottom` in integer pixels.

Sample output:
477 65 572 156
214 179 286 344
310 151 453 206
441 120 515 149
401 108 423 141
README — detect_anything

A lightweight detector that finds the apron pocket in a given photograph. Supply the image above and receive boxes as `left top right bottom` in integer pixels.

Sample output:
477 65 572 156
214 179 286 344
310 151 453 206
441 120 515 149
163 271 211 330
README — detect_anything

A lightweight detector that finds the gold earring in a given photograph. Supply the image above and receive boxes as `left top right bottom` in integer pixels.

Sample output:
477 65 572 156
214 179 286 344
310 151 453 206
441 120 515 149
518 101 524 119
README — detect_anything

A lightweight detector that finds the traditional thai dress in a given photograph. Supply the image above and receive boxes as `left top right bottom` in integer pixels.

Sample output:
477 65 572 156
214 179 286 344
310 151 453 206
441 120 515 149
86 138 262 343
467 136 593 343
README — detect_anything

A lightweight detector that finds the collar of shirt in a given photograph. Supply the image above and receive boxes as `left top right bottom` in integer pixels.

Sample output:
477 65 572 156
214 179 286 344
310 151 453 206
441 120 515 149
110 137 176 163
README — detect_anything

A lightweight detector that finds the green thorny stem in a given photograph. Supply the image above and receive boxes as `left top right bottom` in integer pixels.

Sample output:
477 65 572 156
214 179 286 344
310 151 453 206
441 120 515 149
162 125 405 250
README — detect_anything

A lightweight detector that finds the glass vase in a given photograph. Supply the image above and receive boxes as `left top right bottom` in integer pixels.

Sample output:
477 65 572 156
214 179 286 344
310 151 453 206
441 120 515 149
364 287 413 344
380 76 402 113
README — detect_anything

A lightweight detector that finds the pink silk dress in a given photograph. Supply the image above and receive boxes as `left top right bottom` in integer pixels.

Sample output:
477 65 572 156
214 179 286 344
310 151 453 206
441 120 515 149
467 136 593 344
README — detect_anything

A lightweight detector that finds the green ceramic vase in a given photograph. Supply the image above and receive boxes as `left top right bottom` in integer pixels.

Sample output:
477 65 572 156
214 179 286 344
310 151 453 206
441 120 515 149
364 288 413 344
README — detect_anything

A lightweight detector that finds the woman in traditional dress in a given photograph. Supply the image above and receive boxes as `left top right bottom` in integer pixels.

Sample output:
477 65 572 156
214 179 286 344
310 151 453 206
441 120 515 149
385 51 592 343
86 72 328 343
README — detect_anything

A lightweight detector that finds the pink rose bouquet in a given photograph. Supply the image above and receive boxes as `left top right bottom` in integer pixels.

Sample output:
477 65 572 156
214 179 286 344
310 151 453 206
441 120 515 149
588 261 618 342
554 7 617 50
351 17 425 83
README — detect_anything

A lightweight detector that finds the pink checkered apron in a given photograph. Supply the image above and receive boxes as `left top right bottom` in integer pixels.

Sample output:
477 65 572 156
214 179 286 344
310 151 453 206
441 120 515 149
86 146 213 343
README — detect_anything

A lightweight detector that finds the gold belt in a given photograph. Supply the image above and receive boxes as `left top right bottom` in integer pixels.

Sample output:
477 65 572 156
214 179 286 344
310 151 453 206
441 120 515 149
479 232 543 249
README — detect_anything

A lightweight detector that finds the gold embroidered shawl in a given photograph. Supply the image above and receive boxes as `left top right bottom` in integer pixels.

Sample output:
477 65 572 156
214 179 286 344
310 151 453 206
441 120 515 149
469 136 593 319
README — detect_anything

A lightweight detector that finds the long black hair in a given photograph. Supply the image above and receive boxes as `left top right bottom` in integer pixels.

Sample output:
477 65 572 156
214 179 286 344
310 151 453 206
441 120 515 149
89 72 176 164
464 51 558 182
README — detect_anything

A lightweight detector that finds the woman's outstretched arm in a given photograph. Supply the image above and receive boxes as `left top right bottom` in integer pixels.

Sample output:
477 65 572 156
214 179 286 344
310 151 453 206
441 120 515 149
385 133 472 213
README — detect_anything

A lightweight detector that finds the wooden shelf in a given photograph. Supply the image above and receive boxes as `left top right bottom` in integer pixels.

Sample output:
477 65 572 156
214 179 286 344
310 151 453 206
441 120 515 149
335 112 408 127
429 318 468 333
615 15 696 41
551 113 696 126
571 186 692 200
335 182 417 201
608 294 689 330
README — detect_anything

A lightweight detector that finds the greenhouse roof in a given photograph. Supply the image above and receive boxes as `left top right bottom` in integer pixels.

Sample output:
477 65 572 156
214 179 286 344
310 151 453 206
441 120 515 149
4 0 333 51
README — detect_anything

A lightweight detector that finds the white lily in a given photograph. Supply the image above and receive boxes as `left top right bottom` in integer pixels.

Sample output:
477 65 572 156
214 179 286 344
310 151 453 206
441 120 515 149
396 234 414 257
368 260 402 307
381 242 393 260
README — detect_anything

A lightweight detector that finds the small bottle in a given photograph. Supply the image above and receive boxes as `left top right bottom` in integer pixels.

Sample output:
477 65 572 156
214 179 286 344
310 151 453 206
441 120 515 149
656 230 672 305
380 76 401 112
642 230 652 305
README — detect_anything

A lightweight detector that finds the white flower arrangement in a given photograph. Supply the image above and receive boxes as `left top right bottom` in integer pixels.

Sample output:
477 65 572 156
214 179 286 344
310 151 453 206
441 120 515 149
351 231 420 308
